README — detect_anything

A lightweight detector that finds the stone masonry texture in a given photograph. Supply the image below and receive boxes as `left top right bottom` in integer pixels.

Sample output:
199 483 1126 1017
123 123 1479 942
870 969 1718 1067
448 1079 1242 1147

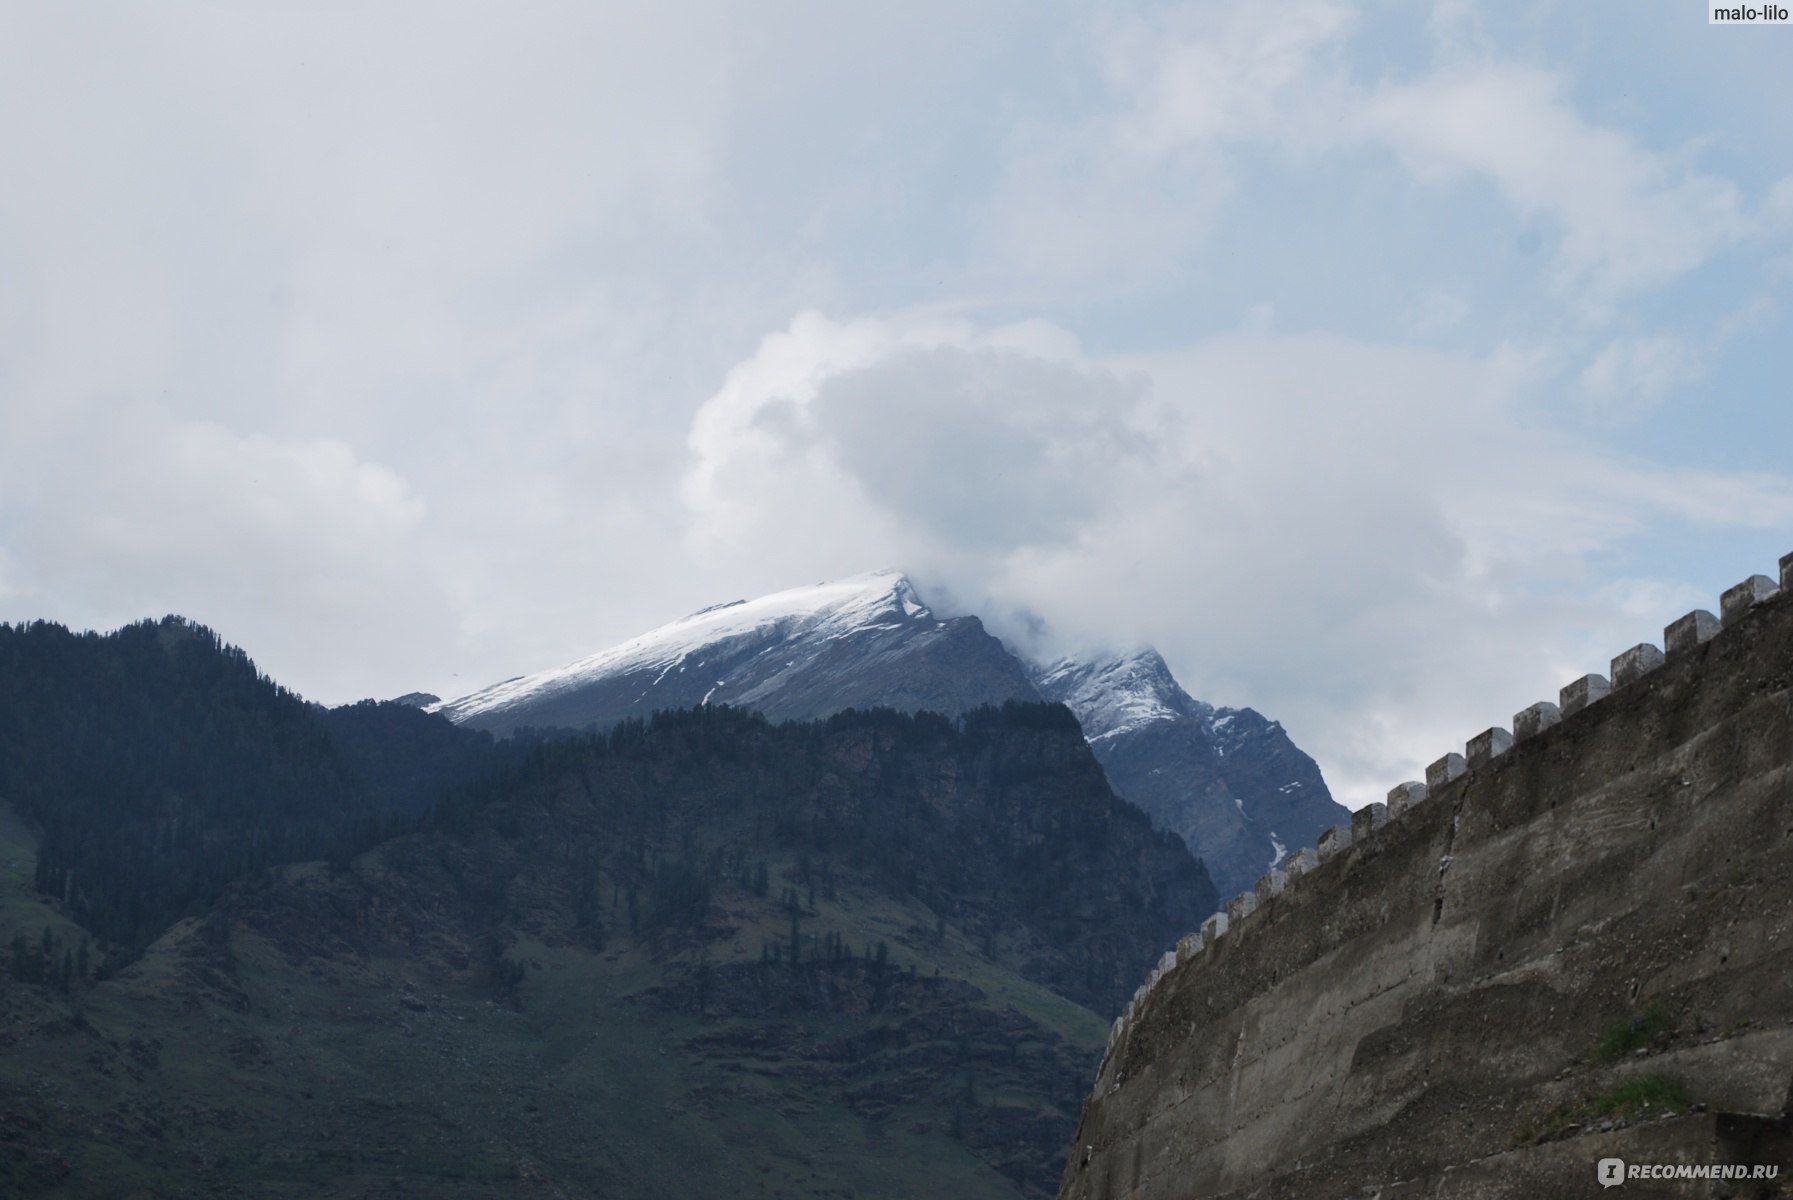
1060 572 1793 1200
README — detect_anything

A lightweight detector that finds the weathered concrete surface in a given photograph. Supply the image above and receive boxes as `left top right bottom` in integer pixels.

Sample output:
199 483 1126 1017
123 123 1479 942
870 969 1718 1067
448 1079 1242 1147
1386 781 1427 819
1721 575 1778 626
1666 610 1720 659
1060 584 1793 1200
1611 642 1666 688
1426 752 1466 790
1559 672 1610 716
1512 701 1560 742
1465 727 1512 766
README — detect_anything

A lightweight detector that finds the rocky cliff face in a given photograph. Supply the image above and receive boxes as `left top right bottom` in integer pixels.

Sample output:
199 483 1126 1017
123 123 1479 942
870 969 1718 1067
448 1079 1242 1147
1033 650 1344 900
1057 559 1793 1200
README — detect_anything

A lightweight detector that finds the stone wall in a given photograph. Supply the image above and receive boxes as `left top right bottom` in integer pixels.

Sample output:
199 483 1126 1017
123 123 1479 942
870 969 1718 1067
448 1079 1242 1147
1061 555 1793 1199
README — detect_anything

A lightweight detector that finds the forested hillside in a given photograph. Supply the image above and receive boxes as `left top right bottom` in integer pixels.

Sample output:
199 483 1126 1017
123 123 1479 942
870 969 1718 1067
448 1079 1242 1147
0 618 1213 1198
0 617 498 957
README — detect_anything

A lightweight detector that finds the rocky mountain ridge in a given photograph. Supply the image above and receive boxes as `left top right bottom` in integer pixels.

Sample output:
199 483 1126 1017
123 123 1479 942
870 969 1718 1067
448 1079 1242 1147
431 571 1040 735
1034 649 1343 898
433 572 1346 898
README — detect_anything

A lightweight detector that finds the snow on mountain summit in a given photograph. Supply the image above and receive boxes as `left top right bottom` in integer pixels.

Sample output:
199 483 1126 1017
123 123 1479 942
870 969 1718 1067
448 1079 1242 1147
434 567 1344 904
432 570 1036 735
1030 645 1346 900
1033 647 1214 743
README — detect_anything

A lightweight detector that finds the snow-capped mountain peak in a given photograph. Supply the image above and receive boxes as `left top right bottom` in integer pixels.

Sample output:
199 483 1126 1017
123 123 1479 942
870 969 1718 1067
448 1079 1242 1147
433 568 1344 902
1029 644 1345 900
1032 647 1213 744
431 570 1032 734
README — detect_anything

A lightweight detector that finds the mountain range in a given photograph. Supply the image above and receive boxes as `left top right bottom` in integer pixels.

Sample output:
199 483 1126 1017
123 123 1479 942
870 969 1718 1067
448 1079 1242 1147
0 615 1210 1199
0 574 1337 1198
431 570 1346 897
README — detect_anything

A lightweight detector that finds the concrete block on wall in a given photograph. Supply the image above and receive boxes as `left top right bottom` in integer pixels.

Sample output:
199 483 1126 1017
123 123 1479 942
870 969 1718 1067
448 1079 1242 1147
1610 643 1665 688
1201 911 1229 943
1284 847 1318 877
1466 727 1514 766
1351 801 1388 841
1721 575 1779 626
1426 753 1467 790
1317 823 1354 862
1560 674 1610 716
1226 890 1258 923
1387 781 1428 818
1664 610 1720 658
1513 702 1561 742
1255 868 1286 904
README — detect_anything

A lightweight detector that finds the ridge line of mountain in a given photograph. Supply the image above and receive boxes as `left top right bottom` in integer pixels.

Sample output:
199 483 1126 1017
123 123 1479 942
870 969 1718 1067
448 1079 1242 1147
427 570 1347 899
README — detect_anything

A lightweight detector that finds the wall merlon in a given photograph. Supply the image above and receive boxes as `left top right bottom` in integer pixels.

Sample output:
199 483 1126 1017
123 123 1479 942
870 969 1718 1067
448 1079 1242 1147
1425 752 1466 790
1465 727 1513 766
1351 801 1388 841
1512 702 1560 742
1559 673 1609 716
1316 823 1353 861
1284 847 1318 877
1721 574 1778 626
1782 552 1793 593
1254 868 1286 904
1386 780 1427 818
1226 890 1258 923
1175 931 1203 963
1157 949 1178 978
1200 910 1228 943
1664 609 1719 658
1610 642 1665 688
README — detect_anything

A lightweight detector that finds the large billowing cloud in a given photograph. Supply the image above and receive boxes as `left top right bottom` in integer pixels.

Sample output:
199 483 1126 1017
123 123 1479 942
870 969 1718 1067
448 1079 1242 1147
686 314 1152 564
686 310 1793 806
2 0 1788 808
0 406 447 699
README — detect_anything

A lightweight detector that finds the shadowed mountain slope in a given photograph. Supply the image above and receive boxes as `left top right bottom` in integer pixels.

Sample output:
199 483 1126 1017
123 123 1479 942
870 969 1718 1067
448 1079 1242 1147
0 615 1216 1198
1033 650 1345 899
433 572 1342 900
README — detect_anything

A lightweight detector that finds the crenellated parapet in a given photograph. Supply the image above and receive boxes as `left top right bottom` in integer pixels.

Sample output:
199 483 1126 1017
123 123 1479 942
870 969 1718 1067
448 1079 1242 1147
1090 554 1791 1084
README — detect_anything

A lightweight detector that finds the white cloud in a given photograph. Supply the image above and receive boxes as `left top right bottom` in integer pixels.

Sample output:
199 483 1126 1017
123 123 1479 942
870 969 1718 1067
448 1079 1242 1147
0 410 446 700
1357 63 1753 306
684 310 1154 577
1408 289 1471 336
1579 335 1702 416
685 311 1793 808
977 0 1354 295
1101 0 1356 153
1 0 1788 817
1003 2 1768 310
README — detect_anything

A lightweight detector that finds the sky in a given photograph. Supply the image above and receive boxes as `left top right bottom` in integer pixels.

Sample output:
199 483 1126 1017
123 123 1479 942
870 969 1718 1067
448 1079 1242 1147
2 0 1790 810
